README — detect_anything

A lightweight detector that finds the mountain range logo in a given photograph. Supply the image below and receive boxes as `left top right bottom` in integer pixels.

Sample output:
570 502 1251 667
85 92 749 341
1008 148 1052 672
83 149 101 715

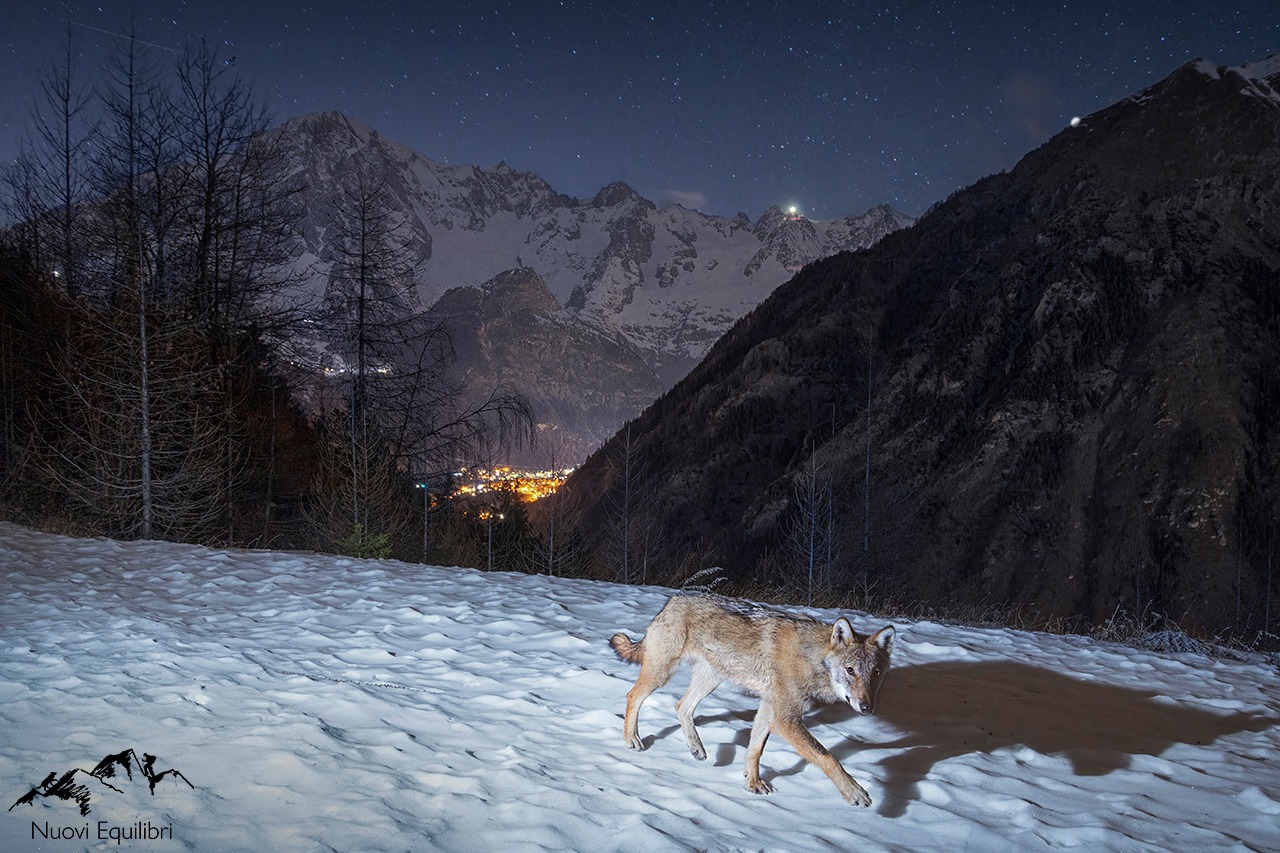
9 748 193 816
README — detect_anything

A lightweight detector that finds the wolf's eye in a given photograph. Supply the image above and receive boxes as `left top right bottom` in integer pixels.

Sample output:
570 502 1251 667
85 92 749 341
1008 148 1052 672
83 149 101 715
872 668 882 679
845 666 856 676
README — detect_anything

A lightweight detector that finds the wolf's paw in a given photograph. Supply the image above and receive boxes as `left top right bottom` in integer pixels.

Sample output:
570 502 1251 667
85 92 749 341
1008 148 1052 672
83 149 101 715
625 733 645 751
745 777 773 795
842 783 871 807
688 742 706 761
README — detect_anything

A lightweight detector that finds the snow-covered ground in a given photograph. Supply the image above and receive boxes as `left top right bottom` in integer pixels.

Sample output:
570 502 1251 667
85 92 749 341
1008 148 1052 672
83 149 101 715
1 522 1276 852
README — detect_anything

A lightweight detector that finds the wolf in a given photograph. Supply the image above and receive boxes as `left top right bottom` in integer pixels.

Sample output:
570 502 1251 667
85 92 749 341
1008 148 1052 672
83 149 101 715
610 592 895 806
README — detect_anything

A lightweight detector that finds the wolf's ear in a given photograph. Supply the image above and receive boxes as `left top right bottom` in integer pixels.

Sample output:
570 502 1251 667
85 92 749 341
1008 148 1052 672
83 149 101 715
831 617 856 646
868 625 895 653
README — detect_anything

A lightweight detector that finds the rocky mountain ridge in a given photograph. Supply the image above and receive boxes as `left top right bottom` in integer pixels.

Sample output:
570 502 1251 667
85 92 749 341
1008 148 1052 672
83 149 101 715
425 267 664 458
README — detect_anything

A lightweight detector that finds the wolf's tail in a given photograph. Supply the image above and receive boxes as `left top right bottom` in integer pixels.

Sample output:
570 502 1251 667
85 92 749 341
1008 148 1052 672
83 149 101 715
610 632 644 665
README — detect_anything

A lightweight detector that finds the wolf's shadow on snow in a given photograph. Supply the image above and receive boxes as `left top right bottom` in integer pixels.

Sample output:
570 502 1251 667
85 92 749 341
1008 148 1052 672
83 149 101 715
658 660 1276 818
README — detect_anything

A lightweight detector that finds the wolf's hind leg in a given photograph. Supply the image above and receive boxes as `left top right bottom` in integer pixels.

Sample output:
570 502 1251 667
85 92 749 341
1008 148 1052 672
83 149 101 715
623 656 678 751
676 661 720 761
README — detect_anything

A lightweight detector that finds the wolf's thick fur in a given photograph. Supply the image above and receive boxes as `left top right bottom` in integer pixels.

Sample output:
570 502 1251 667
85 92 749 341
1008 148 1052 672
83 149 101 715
610 593 895 806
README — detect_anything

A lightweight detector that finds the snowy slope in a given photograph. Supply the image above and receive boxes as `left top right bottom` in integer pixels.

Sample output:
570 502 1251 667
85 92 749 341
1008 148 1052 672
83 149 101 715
1 523 1276 852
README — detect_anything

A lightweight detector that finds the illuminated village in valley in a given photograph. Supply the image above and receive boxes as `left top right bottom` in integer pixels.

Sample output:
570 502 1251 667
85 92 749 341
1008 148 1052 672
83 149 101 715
451 466 574 503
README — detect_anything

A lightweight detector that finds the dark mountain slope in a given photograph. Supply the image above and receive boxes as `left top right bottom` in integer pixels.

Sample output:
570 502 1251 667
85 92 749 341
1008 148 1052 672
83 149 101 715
558 57 1280 636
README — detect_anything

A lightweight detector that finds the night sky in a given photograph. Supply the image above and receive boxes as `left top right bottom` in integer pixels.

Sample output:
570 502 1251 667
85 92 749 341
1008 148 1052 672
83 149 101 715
3 1 1277 220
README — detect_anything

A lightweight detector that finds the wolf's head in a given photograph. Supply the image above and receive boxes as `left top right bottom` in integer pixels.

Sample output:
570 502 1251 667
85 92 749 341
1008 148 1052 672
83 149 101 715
825 620 895 715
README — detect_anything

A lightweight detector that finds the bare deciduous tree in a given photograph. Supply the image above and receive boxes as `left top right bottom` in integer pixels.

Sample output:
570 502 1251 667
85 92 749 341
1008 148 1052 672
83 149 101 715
23 17 95 297
605 423 659 584
33 296 229 539
316 154 532 550
784 444 838 605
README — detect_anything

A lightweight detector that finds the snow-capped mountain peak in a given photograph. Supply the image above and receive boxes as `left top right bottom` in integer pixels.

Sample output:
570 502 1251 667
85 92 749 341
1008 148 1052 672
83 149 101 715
269 112 913 460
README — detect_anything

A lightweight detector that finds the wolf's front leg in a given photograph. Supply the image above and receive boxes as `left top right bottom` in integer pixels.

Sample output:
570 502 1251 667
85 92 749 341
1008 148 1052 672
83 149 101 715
743 701 774 795
773 717 871 806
